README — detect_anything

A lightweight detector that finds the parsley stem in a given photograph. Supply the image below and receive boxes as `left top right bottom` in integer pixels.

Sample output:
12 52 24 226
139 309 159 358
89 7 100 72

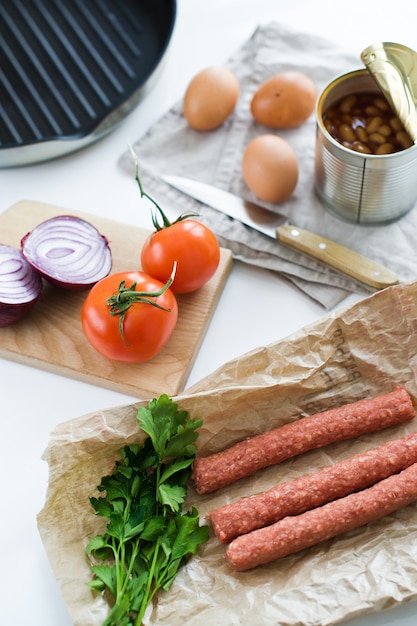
136 459 163 625
136 536 161 626
113 538 122 599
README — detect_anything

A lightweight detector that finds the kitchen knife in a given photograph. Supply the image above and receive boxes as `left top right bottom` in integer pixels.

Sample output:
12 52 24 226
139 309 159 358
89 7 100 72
161 174 399 290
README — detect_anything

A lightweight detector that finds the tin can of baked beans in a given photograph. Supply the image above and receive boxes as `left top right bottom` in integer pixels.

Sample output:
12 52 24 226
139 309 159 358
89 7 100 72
315 68 417 224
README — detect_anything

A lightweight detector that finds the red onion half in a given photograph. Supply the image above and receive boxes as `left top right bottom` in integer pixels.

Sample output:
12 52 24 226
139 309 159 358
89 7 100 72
0 243 43 327
21 215 112 290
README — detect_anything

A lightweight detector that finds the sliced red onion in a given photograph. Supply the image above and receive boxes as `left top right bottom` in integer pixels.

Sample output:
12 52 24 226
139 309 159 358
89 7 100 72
0 243 43 327
21 215 112 290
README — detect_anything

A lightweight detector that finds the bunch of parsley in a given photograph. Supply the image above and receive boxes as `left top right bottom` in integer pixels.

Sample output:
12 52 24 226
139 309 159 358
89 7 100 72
85 394 209 626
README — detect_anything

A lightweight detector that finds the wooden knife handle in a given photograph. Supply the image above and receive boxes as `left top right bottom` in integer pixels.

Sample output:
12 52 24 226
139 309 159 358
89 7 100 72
276 225 399 289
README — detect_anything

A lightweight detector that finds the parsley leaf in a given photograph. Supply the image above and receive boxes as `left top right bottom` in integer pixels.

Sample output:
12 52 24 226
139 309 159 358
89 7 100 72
86 394 208 625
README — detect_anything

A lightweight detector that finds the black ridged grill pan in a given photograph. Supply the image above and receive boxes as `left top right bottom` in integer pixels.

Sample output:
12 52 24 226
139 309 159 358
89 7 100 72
0 0 176 166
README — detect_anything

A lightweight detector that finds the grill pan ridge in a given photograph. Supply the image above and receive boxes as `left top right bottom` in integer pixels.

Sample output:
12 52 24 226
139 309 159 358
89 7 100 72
0 0 177 166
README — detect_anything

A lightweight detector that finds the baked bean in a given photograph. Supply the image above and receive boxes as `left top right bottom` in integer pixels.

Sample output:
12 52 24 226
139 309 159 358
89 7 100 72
352 141 372 154
378 124 393 137
374 97 390 111
365 106 380 116
339 94 357 113
323 118 333 133
355 126 368 143
323 92 412 155
339 123 356 142
396 131 414 149
390 117 403 132
366 116 383 133
368 132 386 145
376 142 395 155
341 114 352 125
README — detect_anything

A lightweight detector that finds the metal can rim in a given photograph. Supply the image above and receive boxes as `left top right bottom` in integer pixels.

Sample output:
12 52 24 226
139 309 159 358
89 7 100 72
316 69 417 162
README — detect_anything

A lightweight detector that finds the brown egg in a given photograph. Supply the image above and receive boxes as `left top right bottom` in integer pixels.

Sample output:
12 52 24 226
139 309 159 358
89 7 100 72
242 135 298 203
183 66 240 131
251 71 317 129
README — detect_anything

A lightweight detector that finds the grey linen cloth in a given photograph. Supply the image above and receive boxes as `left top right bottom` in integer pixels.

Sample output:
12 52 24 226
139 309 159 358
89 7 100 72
119 21 417 309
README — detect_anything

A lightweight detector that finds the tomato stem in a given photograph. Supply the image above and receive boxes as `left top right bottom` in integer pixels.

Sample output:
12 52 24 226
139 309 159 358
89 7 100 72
106 263 177 344
128 142 199 231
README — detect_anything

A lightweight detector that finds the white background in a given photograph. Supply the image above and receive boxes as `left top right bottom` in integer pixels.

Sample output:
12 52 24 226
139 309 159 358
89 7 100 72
1 1 416 624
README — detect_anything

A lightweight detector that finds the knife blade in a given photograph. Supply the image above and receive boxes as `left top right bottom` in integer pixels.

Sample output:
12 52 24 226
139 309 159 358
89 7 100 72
161 174 399 290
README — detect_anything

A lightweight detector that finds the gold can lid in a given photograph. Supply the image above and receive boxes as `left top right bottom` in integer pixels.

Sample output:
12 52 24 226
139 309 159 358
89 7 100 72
361 42 417 142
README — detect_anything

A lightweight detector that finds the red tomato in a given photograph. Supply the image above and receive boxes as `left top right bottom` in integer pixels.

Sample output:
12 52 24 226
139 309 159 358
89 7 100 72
141 220 220 294
81 270 178 363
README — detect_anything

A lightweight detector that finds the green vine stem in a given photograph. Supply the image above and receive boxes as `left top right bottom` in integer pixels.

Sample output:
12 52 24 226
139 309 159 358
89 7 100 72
128 142 198 230
106 262 177 343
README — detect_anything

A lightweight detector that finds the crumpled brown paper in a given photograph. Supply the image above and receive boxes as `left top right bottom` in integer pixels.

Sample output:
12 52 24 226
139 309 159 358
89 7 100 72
38 280 417 626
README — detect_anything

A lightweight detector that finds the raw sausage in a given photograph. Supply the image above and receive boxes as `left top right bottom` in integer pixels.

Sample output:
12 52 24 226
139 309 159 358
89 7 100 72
193 387 415 494
210 432 417 543
225 460 417 571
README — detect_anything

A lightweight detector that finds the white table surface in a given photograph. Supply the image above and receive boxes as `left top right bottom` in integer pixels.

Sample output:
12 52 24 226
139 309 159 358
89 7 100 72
1 1 416 624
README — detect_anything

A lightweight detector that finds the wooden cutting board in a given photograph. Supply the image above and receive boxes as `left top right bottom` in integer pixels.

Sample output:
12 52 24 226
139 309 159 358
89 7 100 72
0 201 233 398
